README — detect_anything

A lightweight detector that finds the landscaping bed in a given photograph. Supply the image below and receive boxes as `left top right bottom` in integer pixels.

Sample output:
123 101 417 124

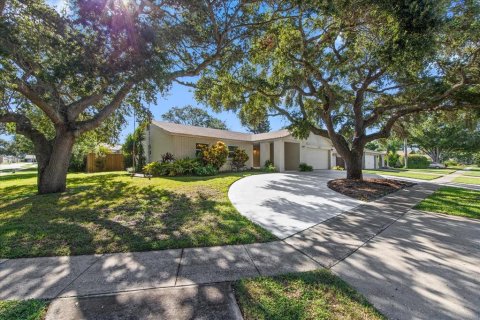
328 178 414 201
235 270 385 320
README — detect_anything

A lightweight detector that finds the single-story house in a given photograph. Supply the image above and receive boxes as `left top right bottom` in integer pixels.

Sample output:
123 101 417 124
143 121 386 172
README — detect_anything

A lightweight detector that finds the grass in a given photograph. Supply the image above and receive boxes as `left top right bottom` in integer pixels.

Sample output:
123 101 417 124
0 171 275 259
415 187 480 219
453 176 480 185
462 170 480 177
235 270 385 320
363 169 444 180
0 299 48 320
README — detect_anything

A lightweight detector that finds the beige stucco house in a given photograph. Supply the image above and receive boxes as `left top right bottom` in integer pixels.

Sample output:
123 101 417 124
144 121 386 172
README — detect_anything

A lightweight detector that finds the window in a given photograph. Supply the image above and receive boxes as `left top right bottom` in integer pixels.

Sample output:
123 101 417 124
228 146 238 159
196 143 208 157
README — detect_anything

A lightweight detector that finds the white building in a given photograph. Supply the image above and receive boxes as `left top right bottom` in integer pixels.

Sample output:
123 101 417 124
144 121 386 171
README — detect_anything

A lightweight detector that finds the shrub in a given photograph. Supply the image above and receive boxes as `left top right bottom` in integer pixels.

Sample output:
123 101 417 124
143 161 163 176
175 158 200 175
406 154 430 169
474 153 480 166
444 159 458 167
143 158 200 177
194 164 218 176
161 152 175 163
299 163 313 171
332 165 344 171
387 151 401 168
232 149 249 170
199 141 229 169
264 160 273 168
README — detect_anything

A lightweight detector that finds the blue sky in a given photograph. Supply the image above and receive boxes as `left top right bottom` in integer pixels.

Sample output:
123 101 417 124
0 0 288 143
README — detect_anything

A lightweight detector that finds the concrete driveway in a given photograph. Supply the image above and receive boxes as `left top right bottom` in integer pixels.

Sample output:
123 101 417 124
228 171 363 238
333 210 480 320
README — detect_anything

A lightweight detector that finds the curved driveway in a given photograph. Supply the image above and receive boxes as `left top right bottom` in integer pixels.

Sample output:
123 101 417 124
228 171 363 238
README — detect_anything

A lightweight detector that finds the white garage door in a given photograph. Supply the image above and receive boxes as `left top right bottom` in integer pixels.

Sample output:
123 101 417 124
364 155 375 169
303 148 329 169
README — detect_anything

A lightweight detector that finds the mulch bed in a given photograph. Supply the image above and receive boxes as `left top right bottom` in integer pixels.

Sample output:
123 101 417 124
327 178 415 201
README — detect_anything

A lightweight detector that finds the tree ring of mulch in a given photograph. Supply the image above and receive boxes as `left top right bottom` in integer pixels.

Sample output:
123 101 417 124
327 178 415 201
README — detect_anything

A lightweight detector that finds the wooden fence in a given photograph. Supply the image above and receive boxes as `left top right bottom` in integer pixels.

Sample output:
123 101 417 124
86 153 125 173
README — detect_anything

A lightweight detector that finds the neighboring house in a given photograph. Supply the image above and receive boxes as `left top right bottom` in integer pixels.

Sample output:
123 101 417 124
144 121 386 172
24 154 36 163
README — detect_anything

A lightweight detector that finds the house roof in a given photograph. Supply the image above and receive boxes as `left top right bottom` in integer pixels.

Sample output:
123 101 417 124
151 121 290 142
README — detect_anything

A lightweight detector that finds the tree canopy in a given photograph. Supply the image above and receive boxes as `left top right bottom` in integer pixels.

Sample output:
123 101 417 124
406 112 480 163
162 105 227 130
196 0 480 179
0 0 261 193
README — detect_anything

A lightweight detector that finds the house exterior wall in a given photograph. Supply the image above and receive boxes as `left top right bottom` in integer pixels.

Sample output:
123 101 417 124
146 122 385 173
147 125 253 171
260 142 270 167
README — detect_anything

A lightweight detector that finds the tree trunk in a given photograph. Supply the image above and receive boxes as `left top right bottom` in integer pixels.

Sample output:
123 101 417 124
37 130 76 194
344 149 364 180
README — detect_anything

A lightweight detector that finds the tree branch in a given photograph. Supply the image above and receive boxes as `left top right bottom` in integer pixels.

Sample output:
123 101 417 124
76 81 135 134
13 79 64 125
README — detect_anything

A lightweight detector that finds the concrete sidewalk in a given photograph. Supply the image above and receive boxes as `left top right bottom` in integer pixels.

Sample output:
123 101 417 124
0 184 437 302
333 210 480 320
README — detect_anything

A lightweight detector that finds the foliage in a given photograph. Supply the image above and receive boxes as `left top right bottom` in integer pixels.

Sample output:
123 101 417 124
161 105 228 130
0 171 275 258
0 134 34 156
231 149 249 170
143 158 200 177
198 141 229 170
196 0 480 180
122 126 146 172
235 270 384 320
161 152 175 163
262 159 277 172
333 166 345 171
0 0 260 193
0 299 48 320
406 114 480 163
474 153 480 166
404 154 430 169
387 151 402 168
299 163 313 172
194 164 218 176
239 108 270 133
444 159 459 167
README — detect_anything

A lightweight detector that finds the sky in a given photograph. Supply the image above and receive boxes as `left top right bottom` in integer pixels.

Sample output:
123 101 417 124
0 0 288 143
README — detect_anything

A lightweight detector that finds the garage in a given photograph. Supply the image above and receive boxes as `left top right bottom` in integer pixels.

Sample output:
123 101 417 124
364 154 376 169
302 147 329 169
284 142 300 171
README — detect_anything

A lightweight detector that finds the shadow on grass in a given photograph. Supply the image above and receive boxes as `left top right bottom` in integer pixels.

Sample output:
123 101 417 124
0 299 48 320
0 172 273 258
235 269 385 320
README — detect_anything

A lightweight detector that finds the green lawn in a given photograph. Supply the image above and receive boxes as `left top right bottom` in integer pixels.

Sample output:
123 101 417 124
0 171 275 259
453 176 480 185
415 187 480 219
235 270 385 320
0 299 48 320
462 170 480 177
363 169 446 180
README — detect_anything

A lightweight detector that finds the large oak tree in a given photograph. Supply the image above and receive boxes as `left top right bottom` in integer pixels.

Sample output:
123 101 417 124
0 0 260 193
196 0 480 179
